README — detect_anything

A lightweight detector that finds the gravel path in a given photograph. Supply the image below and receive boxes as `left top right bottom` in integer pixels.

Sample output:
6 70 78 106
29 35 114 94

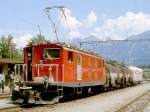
18 82 150 112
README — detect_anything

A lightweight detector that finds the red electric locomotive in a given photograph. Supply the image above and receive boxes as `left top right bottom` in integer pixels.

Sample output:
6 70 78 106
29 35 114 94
12 42 105 103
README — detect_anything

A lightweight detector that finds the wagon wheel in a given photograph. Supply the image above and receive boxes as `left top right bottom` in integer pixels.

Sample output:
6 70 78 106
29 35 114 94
120 77 125 88
105 75 111 91
124 78 127 87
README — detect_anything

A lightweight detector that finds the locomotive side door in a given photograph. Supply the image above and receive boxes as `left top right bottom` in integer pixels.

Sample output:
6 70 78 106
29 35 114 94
77 54 82 80
27 47 33 81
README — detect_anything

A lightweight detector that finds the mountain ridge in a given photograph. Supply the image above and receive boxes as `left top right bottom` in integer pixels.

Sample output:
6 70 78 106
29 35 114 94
70 30 150 65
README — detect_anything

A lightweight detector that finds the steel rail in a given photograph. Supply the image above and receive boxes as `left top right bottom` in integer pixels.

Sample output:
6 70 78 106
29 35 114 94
116 89 150 112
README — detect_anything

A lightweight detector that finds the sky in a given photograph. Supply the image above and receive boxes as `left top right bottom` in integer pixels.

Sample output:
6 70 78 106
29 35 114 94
0 0 150 48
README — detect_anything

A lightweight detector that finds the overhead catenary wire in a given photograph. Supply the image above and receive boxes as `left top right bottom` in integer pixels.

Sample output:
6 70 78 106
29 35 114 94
79 38 150 65
80 39 150 47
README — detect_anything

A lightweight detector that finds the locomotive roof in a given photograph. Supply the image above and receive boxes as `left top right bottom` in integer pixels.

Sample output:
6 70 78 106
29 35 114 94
26 42 103 59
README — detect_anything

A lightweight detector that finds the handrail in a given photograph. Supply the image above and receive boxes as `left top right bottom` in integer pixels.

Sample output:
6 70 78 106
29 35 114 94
14 64 27 81
36 64 60 83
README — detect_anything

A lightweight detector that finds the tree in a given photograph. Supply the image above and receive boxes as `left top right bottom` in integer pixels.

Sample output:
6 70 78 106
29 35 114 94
107 59 126 66
29 34 49 45
0 35 12 58
0 34 23 59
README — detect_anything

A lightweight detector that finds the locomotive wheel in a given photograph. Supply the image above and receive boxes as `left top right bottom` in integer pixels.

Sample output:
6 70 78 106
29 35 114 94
88 87 92 94
11 90 22 101
82 88 89 96
40 91 58 101
23 91 30 104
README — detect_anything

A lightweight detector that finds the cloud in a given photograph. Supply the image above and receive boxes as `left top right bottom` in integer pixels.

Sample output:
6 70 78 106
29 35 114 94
61 8 82 38
84 11 97 28
13 34 33 48
91 12 150 40
55 9 150 41
61 9 98 39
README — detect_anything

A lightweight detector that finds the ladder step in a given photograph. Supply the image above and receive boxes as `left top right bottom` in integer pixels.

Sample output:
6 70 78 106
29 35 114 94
57 86 63 98
58 96 63 98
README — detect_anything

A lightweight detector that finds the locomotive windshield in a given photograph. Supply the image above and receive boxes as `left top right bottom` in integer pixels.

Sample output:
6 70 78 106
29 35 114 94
45 48 60 58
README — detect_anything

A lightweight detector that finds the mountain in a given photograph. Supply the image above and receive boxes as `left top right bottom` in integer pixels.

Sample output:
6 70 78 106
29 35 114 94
128 31 150 40
70 31 150 65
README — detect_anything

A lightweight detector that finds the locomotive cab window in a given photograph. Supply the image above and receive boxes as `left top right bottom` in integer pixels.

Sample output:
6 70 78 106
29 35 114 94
45 48 60 59
68 51 73 64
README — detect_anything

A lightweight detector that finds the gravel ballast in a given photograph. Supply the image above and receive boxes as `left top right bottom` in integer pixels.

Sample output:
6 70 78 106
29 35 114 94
19 82 150 112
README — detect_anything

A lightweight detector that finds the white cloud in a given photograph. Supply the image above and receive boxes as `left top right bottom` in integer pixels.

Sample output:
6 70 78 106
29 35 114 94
69 31 81 38
84 11 97 28
61 8 82 38
91 12 150 40
59 9 150 41
61 9 98 39
13 34 33 48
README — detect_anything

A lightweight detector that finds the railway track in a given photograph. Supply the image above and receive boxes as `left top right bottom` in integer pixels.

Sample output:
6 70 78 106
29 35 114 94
116 89 150 112
0 105 20 112
0 102 57 112
0 94 11 99
0 82 149 112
